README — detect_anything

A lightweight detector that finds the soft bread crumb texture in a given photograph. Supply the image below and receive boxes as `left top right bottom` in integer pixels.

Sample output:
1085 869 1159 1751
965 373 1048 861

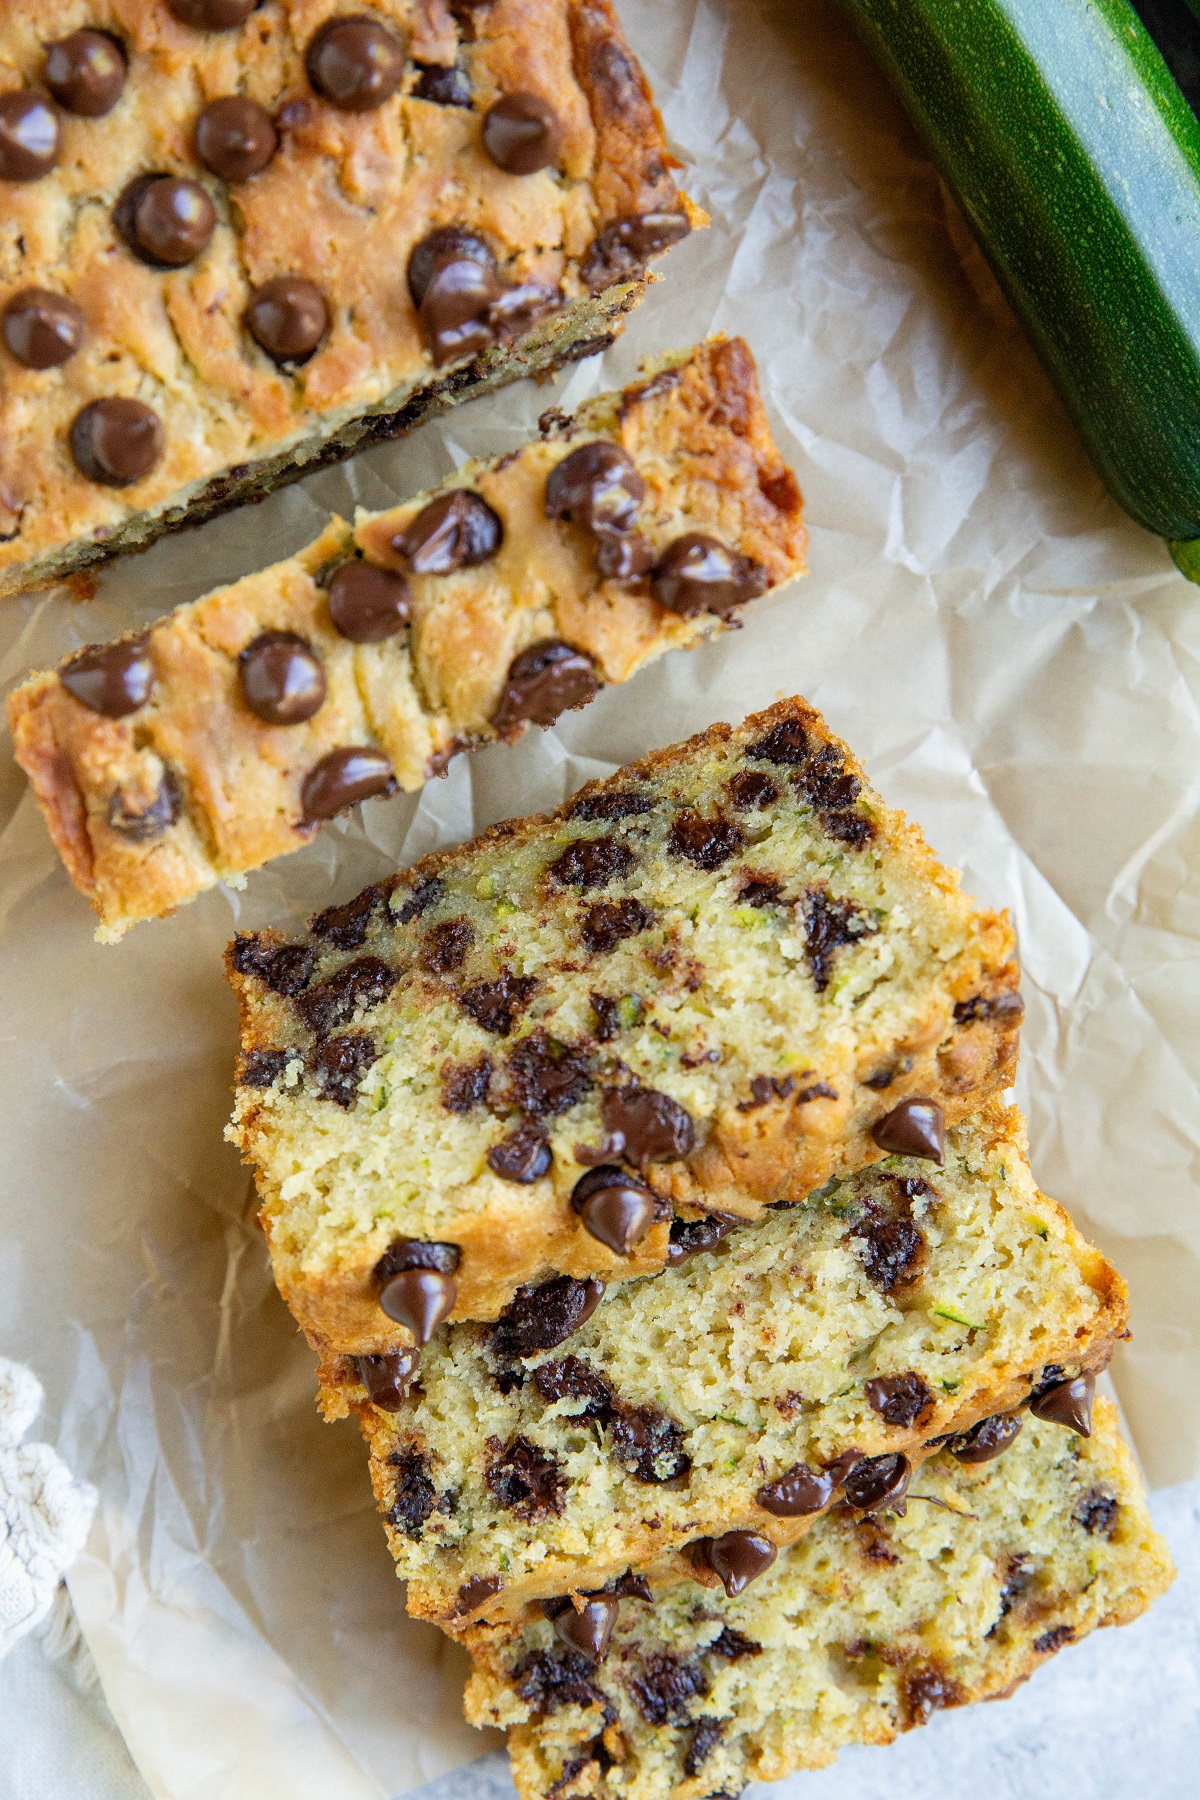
9 338 802 937
0 0 692 595
337 1103 1125 1627
463 1403 1172 1800
227 697 1019 1343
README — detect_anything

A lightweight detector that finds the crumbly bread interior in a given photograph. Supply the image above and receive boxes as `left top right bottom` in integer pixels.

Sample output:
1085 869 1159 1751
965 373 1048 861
229 699 1021 1344
338 1104 1124 1627
463 1402 1173 1799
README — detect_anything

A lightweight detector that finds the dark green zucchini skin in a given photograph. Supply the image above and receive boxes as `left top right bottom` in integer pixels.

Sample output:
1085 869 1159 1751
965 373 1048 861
836 0 1200 549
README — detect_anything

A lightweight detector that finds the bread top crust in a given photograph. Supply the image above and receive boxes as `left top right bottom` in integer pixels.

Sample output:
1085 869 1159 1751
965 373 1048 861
0 0 688 592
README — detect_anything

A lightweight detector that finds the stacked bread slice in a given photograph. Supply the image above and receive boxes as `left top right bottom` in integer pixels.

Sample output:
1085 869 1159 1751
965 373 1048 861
226 698 1171 1791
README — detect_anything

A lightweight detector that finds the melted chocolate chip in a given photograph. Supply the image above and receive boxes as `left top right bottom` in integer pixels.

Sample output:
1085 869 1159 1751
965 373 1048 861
387 1448 437 1538
413 62 472 106
314 1030 378 1105
842 1452 911 1515
461 973 537 1035
416 248 502 365
872 1097 946 1165
609 1402 690 1484
45 31 126 117
378 1267 457 1342
548 836 634 891
943 1410 1023 1464
727 770 778 812
708 1626 762 1661
756 1463 834 1517
737 1074 796 1112
1032 1625 1075 1656
684 1719 723 1777
306 17 406 111
1074 1488 1119 1538
805 887 872 992
737 873 784 908
3 288 85 369
229 934 316 995
486 1434 568 1519
799 742 861 811
512 1648 613 1720
628 1654 708 1726
355 1350 417 1411
420 915 473 974
864 1372 934 1429
651 533 767 617
487 278 562 341
196 96 278 180
60 638 153 717
454 1573 504 1615
666 1212 739 1266
407 227 493 307
600 1085 694 1165
312 886 381 949
393 875 443 924
667 810 745 871
0 93 61 181
482 91 563 172
487 1124 553 1184
491 1276 604 1359
954 990 1026 1026
746 718 808 765
581 897 653 955
169 0 256 25
533 1354 616 1418
238 630 326 725
70 398 164 486
701 1530 777 1597
570 790 653 822
571 1166 656 1255
545 441 645 537
595 529 654 579
493 640 600 732
397 487 503 575
580 211 692 291
506 1031 591 1118
117 175 216 266
300 747 396 823
245 275 329 362
238 1048 290 1088
852 1214 927 1295
441 1054 493 1113
296 956 398 1036
901 1665 964 1727
551 1597 618 1662
107 770 181 841
1029 1370 1094 1436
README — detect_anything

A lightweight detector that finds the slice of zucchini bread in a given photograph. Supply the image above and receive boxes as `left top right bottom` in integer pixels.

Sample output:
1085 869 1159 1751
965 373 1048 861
9 336 803 940
462 1401 1172 1800
320 1103 1126 1632
0 0 700 597
224 697 1022 1345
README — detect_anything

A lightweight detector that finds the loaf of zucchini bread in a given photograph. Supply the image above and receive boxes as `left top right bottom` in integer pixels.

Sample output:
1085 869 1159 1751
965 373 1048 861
319 1103 1126 1632
9 337 802 940
0 0 699 597
462 1400 1172 1799
225 697 1021 1347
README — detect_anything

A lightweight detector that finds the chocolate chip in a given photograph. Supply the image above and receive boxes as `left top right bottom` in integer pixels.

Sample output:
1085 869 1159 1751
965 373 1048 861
865 1372 934 1429
441 1054 493 1113
571 1166 655 1255
70 399 164 487
461 973 537 1035
60 638 153 717
580 211 692 291
118 175 216 266
312 886 381 949
396 487 503 574
296 956 398 1035
708 1626 762 1661
701 1530 777 1597
482 92 563 173
666 1212 739 1266
545 441 645 537
548 836 634 890
684 1719 723 1777
168 0 256 25
238 1048 290 1088
756 1463 834 1517
943 1410 1023 1464
300 747 396 822
238 630 326 725
45 31 126 117
737 1074 796 1113
355 1350 417 1411
313 1030 378 1105
1074 1488 1119 1537
3 288 85 369
727 771 778 812
651 533 767 617
374 1238 461 1281
393 875 443 923
486 1434 568 1519
413 62 472 106
805 887 872 992
414 243 502 365
407 227 494 307
196 96 278 180
507 1030 591 1118
1032 1625 1075 1656
378 1268 457 1342
852 1214 926 1295
581 898 653 955
667 810 745 871
1029 1370 1094 1436
610 1403 690 1484
872 1097 946 1165
245 276 329 363
0 93 61 181
628 1654 708 1726
454 1573 504 1614
492 1276 604 1359
842 1452 911 1515
746 718 808 765
493 640 600 733
487 1124 553 1184
900 1665 964 1727
229 934 317 995
306 17 406 111
595 530 654 579
994 1552 1036 1622
551 1597 618 1662
570 790 653 822
387 1448 437 1538
420 915 473 974
600 1085 693 1165
737 873 783 907
107 770 181 841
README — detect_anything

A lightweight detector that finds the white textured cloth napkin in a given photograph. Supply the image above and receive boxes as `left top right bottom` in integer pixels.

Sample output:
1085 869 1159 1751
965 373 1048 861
0 1357 96 1660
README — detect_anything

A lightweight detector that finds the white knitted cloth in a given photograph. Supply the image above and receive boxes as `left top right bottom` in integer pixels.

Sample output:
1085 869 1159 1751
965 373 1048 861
0 1358 96 1660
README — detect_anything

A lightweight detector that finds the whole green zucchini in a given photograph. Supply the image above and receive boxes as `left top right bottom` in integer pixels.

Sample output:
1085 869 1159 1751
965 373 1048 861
836 0 1200 575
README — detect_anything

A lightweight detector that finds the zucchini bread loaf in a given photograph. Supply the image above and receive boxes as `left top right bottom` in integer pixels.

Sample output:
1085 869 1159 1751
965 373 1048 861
462 1401 1172 1800
9 336 803 939
320 1103 1126 1631
0 0 698 596
225 697 1021 1346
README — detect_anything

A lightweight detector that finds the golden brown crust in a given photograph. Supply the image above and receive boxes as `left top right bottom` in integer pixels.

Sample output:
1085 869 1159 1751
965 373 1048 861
0 0 692 598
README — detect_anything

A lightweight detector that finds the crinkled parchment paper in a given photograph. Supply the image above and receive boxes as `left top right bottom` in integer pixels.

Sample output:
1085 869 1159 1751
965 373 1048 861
2 0 1199 1795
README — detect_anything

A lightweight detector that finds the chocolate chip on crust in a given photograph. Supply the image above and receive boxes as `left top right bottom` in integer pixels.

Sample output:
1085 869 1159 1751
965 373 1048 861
864 1372 934 1429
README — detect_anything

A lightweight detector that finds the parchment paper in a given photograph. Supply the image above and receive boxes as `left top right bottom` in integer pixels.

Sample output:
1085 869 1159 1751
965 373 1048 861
2 0 1199 1794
